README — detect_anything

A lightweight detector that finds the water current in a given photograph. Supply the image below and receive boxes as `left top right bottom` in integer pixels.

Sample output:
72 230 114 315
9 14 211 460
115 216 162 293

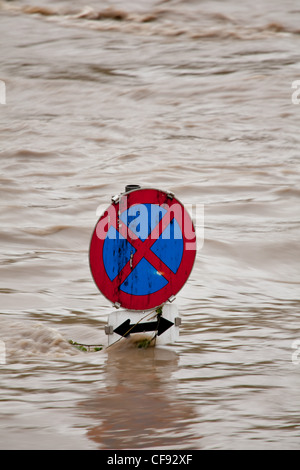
0 0 300 449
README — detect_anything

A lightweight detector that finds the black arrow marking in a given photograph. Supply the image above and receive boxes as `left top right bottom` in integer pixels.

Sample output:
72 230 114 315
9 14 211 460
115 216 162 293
113 316 174 337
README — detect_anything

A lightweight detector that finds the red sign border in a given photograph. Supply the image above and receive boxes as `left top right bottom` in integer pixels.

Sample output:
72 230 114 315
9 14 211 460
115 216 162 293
89 188 196 310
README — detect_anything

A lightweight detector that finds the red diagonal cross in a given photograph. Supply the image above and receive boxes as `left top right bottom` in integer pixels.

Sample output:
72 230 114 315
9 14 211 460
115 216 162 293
108 204 179 291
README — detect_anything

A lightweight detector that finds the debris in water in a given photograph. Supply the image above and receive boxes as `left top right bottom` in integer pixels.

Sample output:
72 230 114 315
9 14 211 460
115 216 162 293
68 340 103 352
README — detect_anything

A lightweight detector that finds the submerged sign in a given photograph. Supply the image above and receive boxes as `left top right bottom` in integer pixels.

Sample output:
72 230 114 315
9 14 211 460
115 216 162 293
89 188 196 311
105 303 181 346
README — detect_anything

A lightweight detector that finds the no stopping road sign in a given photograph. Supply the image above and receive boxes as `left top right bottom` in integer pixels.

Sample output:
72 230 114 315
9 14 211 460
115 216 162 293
89 188 196 310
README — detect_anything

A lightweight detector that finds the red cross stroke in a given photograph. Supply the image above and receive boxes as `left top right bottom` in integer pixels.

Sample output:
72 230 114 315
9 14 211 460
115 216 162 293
89 188 196 310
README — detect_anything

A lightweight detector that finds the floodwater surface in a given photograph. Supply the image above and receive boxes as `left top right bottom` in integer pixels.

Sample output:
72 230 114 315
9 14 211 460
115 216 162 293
0 0 300 449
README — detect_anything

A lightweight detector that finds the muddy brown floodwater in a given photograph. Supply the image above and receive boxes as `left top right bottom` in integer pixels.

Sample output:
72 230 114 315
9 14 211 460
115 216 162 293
0 0 300 449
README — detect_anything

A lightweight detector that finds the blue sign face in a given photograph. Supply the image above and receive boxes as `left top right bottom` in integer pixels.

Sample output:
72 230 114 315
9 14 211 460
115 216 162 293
103 203 184 296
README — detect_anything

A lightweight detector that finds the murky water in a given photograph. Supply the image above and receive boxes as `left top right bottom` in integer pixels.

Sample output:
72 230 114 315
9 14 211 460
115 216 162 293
1 0 300 449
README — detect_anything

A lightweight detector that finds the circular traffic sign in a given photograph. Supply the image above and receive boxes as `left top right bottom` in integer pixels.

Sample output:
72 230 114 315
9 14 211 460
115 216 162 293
89 188 196 310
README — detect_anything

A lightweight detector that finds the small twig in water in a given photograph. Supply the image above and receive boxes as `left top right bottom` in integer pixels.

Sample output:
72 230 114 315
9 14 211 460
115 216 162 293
69 340 103 352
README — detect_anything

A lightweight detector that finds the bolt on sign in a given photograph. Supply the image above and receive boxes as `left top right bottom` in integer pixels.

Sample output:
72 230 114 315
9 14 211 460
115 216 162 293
89 187 197 311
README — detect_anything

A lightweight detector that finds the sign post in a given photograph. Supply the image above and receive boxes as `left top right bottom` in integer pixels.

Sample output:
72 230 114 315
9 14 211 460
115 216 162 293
89 186 196 346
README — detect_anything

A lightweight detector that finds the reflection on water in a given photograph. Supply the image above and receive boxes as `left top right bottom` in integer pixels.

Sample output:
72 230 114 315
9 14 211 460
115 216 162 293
83 343 198 449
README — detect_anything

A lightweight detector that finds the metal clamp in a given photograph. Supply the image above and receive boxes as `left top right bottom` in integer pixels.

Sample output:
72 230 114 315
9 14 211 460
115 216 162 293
111 194 120 204
104 325 114 335
125 184 141 193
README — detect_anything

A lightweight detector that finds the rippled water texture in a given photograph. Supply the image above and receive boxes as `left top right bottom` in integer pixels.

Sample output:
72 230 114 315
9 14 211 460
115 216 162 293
0 0 300 449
